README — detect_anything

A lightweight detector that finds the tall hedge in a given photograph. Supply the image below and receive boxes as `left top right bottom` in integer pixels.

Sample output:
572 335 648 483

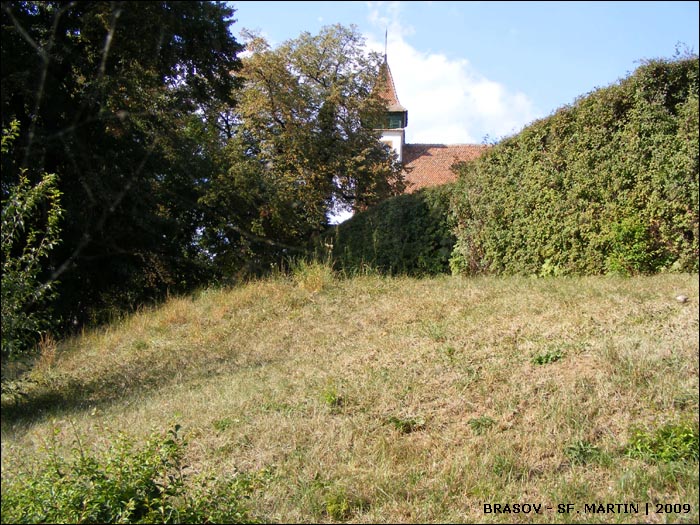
327 184 455 275
450 56 699 276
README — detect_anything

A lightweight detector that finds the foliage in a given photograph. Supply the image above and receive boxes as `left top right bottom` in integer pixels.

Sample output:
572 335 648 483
327 184 456 275
200 25 405 276
1 120 63 361
468 416 496 435
0 425 259 524
290 258 336 293
565 440 603 465
625 421 699 463
321 381 345 412
1 1 243 325
386 415 425 434
450 56 699 276
531 348 564 365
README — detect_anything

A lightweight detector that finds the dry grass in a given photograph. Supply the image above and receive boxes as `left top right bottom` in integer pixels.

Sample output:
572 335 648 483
2 269 698 523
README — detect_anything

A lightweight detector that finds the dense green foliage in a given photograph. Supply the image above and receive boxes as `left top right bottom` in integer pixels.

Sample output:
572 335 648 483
1 120 62 361
450 56 699 276
200 25 405 277
625 421 699 463
1 1 244 326
1 5 405 338
327 184 455 275
0 426 259 524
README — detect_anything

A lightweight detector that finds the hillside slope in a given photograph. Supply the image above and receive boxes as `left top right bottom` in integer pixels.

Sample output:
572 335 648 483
2 271 698 523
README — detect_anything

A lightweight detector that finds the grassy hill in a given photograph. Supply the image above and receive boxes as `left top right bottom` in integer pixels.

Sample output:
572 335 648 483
2 267 698 523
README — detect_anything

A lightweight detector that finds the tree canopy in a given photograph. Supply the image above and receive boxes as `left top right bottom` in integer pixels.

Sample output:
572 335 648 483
199 24 405 276
1 5 405 345
1 1 244 325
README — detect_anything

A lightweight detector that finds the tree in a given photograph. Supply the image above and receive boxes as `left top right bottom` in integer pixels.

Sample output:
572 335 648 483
1 1 244 324
1 120 62 360
200 25 405 275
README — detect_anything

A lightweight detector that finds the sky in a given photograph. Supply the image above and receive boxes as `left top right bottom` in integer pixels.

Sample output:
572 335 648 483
228 1 699 145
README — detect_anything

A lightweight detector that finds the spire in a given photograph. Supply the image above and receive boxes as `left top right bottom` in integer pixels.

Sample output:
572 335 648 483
377 57 406 113
384 27 388 61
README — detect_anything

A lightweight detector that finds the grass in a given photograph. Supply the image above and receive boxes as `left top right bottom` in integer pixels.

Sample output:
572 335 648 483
1 267 698 523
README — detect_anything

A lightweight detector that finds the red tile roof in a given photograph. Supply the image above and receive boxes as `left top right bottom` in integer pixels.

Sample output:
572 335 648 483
402 143 489 192
377 60 406 112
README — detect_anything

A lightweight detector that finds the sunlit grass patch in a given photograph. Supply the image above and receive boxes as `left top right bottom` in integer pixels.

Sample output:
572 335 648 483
1 271 698 523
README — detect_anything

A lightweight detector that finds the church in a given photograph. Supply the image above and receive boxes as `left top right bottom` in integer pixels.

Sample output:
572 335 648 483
376 57 489 192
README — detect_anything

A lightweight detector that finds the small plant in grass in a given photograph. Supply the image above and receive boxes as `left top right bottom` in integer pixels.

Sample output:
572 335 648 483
321 383 345 411
386 415 425 434
212 417 235 432
0 424 259 524
291 259 335 293
531 348 564 365
625 421 699 463
324 488 369 521
468 416 495 435
565 440 602 465
325 490 351 521
440 345 457 363
422 320 448 342
492 454 525 482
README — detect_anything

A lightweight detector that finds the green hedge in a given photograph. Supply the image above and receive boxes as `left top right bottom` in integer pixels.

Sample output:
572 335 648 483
326 184 456 275
450 56 699 276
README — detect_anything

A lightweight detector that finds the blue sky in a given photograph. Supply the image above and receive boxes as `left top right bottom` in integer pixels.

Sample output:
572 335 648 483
229 1 699 145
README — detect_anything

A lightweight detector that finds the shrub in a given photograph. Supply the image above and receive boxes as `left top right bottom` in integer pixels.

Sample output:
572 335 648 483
450 56 699 276
326 184 456 275
1 120 63 361
0 425 258 524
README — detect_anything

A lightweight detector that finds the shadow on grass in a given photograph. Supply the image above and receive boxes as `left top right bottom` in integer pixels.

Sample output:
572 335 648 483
1 357 274 426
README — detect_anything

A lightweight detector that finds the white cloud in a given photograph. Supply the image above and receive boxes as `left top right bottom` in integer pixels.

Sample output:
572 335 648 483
365 2 539 144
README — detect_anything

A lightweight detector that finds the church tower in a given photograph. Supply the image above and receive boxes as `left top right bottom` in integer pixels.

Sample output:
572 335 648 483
376 56 407 162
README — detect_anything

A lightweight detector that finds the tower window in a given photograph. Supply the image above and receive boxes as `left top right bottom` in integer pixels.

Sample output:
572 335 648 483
387 113 404 129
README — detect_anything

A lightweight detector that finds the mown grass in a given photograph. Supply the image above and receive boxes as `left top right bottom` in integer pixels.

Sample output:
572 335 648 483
2 268 698 523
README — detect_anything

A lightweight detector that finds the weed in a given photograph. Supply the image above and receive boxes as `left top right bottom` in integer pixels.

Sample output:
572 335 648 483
468 416 495 435
386 415 425 434
321 383 345 411
323 488 369 522
625 421 699 463
0 425 259 523
440 345 457 362
325 490 351 521
35 333 58 371
291 259 335 293
531 348 564 365
421 320 448 342
491 454 525 482
565 440 602 465
212 417 235 432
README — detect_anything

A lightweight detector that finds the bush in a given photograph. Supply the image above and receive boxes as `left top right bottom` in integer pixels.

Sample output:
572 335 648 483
326 184 456 275
450 56 699 276
1 120 63 361
0 425 258 524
